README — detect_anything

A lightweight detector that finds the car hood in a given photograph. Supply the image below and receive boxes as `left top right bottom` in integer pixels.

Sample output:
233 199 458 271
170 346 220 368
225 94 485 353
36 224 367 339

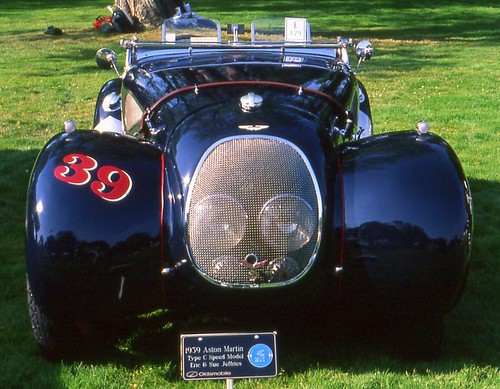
167 87 332 169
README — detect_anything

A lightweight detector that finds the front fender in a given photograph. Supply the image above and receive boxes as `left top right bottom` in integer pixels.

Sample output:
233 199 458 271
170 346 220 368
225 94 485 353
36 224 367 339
337 130 472 313
93 78 122 133
26 130 163 319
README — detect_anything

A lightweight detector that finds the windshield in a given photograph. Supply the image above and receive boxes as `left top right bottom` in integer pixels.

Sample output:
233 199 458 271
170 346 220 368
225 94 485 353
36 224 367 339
161 16 313 44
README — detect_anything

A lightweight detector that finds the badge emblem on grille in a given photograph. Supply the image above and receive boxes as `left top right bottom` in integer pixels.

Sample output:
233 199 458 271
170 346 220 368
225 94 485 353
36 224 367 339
238 124 269 131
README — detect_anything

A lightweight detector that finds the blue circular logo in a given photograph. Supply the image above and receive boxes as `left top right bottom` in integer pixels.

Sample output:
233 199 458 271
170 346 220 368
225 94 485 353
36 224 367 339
247 343 273 368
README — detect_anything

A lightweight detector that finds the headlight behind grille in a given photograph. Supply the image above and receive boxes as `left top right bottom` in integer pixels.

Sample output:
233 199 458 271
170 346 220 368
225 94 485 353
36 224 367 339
190 194 247 251
259 194 315 252
186 135 321 287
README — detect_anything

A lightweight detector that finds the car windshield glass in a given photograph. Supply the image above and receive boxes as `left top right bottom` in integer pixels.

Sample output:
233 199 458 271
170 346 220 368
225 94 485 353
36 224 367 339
161 16 315 44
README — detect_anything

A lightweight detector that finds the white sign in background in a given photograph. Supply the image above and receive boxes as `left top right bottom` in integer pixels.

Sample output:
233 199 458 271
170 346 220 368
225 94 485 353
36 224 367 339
285 17 308 42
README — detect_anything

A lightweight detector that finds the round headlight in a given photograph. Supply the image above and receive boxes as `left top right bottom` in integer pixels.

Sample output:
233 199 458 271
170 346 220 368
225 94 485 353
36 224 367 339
259 194 315 251
190 195 247 250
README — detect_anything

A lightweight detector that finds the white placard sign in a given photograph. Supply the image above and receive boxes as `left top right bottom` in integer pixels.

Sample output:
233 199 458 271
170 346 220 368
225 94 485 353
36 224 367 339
181 332 278 381
285 17 308 42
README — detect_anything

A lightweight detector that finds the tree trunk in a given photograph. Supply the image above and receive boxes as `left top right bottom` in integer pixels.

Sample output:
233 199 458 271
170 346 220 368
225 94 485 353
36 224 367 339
117 0 184 25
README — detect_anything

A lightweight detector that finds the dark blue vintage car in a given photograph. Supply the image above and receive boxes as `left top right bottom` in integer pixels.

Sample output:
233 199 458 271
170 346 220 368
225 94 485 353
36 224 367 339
26 18 472 359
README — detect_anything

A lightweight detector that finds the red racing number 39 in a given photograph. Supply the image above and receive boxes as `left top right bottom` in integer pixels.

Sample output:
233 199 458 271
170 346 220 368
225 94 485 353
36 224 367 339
54 153 133 202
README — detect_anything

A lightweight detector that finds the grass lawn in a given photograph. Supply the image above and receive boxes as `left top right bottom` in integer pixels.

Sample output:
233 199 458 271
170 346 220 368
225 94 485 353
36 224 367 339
0 0 498 387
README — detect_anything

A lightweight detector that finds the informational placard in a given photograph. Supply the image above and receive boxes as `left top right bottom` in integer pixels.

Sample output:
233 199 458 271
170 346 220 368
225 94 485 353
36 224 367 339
285 17 308 42
181 332 278 381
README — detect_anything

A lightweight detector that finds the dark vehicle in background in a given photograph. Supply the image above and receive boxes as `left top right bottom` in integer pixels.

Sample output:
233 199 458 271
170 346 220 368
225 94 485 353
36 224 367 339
26 18 472 359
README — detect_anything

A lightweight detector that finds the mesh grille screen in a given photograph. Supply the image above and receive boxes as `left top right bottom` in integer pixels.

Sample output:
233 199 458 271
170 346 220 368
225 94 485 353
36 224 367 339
187 136 320 286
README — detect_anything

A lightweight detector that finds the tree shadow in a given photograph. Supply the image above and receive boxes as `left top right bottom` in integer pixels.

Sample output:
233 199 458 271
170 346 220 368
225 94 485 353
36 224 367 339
59 270 499 377
1 0 100 11
196 0 499 42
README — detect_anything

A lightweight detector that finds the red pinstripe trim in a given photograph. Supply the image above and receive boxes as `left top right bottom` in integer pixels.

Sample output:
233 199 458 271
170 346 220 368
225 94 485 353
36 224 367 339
159 153 167 305
336 155 346 304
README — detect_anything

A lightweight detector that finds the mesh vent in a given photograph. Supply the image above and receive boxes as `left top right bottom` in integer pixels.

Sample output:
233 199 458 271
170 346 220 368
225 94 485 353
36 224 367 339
186 136 320 286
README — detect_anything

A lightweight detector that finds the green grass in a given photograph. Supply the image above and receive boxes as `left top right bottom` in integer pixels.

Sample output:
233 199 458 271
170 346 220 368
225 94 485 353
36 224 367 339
1 0 499 387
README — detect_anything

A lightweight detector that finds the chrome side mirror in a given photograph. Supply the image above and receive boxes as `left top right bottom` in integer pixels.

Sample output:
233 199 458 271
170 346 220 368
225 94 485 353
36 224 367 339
95 48 120 76
354 40 373 74
355 40 373 62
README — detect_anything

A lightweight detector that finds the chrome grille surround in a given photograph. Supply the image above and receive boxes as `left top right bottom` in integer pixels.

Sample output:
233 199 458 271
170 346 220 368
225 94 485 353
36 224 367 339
185 135 322 287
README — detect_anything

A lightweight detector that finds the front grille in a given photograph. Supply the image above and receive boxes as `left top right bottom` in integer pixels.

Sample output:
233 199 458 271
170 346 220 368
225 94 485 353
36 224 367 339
186 135 321 287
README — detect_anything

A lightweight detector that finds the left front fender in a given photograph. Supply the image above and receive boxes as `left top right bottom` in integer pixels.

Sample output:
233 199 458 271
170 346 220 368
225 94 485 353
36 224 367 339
336 130 472 313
